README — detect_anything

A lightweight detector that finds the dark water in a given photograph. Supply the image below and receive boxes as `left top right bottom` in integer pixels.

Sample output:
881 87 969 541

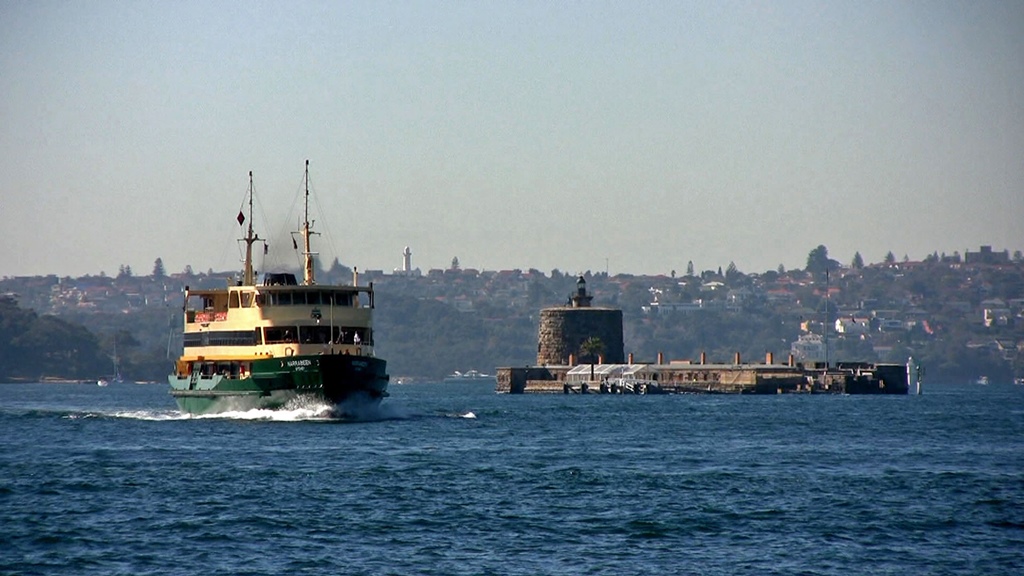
1 381 1022 575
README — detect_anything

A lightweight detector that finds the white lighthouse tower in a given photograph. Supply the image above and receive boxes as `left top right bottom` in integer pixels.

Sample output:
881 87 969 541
394 246 420 277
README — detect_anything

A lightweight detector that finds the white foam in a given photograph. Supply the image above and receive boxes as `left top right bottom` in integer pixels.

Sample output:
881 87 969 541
111 410 190 421
87 398 417 423
439 410 477 419
60 409 190 421
195 398 336 421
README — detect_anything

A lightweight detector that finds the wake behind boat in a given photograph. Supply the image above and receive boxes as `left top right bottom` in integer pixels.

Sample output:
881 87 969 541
167 162 389 415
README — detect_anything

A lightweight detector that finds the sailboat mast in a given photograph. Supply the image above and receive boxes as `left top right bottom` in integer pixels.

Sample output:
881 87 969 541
302 159 316 285
824 267 830 368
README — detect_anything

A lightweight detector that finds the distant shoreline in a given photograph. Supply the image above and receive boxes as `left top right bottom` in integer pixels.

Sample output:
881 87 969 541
1 378 162 385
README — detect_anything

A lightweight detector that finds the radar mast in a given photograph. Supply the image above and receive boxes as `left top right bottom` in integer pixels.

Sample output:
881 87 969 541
296 160 320 286
239 171 264 286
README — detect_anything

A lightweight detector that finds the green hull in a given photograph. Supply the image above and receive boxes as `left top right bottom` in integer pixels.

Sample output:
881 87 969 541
169 354 388 415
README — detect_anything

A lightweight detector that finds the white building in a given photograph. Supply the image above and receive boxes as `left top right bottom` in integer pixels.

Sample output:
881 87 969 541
791 334 827 362
835 317 870 336
393 246 421 277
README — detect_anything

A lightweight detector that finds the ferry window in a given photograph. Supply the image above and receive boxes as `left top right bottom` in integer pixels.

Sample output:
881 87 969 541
254 328 263 345
205 330 256 346
229 291 240 308
241 292 254 308
336 327 366 345
306 292 322 306
185 294 203 313
264 327 298 344
278 292 293 306
333 292 352 306
300 325 333 344
255 293 265 307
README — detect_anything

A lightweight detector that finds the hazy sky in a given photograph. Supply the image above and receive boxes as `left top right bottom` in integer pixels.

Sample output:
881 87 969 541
2 1 1022 279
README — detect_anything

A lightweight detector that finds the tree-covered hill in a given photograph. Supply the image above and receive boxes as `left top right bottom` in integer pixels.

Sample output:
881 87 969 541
373 291 536 378
2 245 1022 383
0 296 108 381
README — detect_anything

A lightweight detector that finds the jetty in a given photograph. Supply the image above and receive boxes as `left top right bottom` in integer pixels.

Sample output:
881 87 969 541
496 275 912 395
496 354 911 395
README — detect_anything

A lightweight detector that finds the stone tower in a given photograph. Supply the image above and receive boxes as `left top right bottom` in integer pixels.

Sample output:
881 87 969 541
536 275 624 365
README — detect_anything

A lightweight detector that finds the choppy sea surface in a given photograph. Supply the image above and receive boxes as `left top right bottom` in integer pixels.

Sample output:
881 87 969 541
1 380 1022 575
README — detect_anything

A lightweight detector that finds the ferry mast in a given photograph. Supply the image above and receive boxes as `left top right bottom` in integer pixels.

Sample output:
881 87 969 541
240 171 264 287
298 159 319 286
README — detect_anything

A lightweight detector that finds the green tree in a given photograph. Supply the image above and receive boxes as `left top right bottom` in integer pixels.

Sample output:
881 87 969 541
725 261 744 284
686 261 695 276
806 245 830 276
579 336 606 364
852 252 864 269
884 251 896 265
152 258 165 278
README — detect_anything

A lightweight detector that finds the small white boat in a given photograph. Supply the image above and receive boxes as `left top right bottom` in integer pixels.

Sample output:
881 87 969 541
443 370 496 384
98 341 123 386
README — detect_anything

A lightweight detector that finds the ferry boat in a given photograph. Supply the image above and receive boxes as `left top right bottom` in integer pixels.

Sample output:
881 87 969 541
168 162 389 415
